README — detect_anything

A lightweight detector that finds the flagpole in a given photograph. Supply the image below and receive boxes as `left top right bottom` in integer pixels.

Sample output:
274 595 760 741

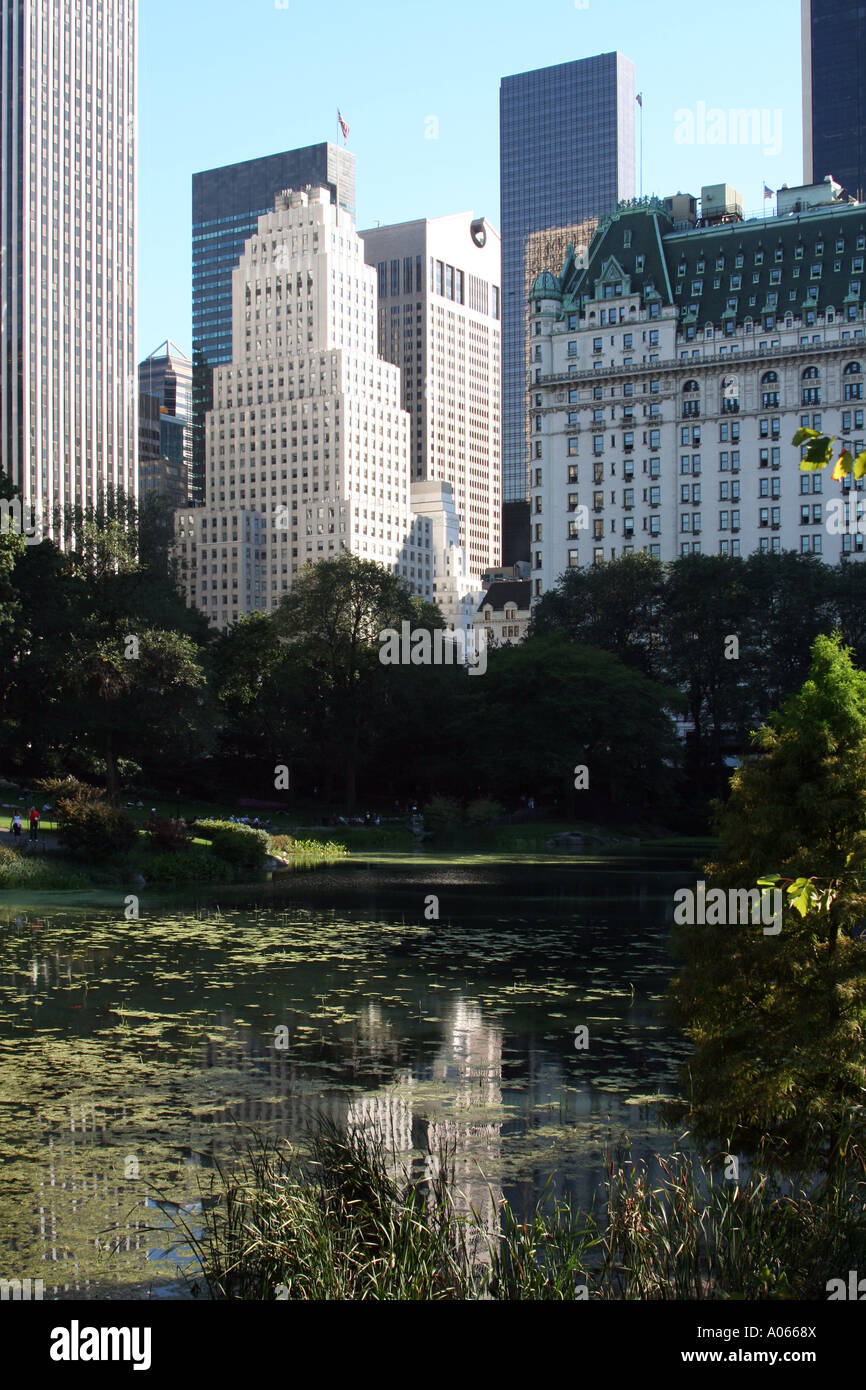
635 93 644 198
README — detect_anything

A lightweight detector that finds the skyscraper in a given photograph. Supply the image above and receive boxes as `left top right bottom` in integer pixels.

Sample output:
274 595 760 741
802 0 866 201
499 53 636 555
176 187 427 629
138 340 192 500
191 143 355 502
360 212 502 578
1 0 137 522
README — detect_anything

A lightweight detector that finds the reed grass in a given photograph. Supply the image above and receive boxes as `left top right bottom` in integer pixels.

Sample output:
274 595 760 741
178 1124 866 1300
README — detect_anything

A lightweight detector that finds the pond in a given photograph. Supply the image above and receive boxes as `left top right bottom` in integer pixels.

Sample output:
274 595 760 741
0 847 699 1299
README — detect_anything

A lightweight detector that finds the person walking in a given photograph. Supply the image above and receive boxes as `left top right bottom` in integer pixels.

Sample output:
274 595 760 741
28 806 39 841
10 813 22 839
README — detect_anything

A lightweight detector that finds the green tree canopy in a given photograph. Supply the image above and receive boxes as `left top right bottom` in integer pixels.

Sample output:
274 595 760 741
670 633 866 1173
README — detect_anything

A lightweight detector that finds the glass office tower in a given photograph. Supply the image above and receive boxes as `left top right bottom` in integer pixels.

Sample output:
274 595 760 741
139 340 193 500
191 144 355 501
1 0 137 524
803 0 866 201
499 53 636 552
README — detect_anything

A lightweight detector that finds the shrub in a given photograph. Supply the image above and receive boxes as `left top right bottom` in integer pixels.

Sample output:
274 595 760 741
194 819 270 868
44 780 138 860
147 818 190 852
144 847 233 885
0 845 90 890
423 796 463 833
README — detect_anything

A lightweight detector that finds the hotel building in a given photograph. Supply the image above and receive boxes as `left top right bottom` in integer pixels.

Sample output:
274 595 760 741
529 181 866 598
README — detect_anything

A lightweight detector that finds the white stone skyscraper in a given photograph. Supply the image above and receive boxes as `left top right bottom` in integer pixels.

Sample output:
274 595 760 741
176 187 437 628
0 0 137 523
360 213 502 579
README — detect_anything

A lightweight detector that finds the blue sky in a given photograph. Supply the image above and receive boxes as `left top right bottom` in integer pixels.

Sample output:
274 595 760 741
138 0 803 359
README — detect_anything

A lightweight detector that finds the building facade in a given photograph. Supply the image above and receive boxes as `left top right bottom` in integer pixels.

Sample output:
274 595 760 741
138 391 188 508
191 144 355 502
0 0 137 521
473 578 532 648
803 0 866 202
529 184 866 598
138 340 192 503
360 212 502 579
176 187 463 630
499 53 636 524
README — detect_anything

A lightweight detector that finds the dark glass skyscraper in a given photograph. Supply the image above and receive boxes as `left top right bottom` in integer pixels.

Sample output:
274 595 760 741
802 0 866 201
499 53 636 533
191 143 355 500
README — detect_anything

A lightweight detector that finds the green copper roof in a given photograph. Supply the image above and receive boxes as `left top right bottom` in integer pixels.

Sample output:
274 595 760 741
543 199 866 329
530 269 562 301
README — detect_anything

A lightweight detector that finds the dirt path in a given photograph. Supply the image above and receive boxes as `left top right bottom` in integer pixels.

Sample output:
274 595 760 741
0 826 61 852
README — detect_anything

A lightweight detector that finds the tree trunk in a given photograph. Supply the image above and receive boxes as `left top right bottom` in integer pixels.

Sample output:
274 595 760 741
105 728 119 805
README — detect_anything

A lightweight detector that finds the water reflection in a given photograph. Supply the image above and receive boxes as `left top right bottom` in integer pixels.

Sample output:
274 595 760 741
0 852 695 1297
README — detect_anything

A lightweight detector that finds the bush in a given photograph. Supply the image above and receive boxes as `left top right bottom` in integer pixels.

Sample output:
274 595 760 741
144 847 233 885
0 845 90 890
194 819 270 868
423 796 463 833
147 818 190 852
44 780 139 861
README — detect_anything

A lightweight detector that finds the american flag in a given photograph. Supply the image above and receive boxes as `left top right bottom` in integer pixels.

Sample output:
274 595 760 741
763 183 774 199
636 92 643 108
338 110 349 145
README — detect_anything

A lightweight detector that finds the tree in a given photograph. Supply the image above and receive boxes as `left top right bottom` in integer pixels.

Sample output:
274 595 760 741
461 634 680 813
669 633 866 1174
0 470 26 754
532 552 664 677
659 554 752 793
737 550 835 727
272 554 443 809
212 612 313 788
65 628 209 802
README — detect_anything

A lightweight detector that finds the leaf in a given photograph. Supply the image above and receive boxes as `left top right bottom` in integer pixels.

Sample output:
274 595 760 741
799 435 834 470
854 450 866 481
792 427 819 445
832 451 854 480
757 873 781 887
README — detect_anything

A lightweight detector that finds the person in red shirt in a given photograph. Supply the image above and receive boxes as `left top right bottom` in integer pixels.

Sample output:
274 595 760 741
28 807 39 841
